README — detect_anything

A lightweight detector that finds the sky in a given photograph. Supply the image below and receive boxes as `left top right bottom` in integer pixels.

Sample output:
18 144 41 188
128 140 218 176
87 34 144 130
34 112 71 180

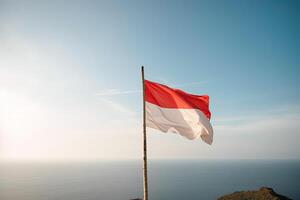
0 0 299 161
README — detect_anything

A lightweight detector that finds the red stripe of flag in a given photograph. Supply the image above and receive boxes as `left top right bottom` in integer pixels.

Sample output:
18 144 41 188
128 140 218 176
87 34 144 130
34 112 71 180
145 80 211 119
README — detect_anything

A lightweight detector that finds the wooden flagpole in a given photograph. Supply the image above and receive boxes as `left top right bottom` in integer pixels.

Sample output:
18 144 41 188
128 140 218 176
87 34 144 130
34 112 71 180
141 66 148 200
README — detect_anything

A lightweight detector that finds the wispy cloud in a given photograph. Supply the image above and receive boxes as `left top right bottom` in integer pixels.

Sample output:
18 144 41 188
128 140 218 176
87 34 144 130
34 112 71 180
173 81 208 88
100 98 136 116
214 113 300 137
96 89 140 96
214 105 300 136
95 81 207 97
215 104 300 123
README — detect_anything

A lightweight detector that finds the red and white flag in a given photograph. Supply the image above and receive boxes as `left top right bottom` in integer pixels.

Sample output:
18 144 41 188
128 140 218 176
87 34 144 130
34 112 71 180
145 80 213 145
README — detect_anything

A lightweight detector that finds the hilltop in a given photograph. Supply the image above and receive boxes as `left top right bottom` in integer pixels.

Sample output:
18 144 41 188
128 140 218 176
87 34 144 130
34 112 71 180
217 187 292 200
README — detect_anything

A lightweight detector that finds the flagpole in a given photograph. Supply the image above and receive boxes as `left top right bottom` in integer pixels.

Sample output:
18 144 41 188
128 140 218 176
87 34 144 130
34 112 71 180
141 66 148 200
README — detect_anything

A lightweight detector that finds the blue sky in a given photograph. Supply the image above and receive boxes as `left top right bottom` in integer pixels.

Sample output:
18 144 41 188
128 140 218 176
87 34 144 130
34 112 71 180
0 0 299 161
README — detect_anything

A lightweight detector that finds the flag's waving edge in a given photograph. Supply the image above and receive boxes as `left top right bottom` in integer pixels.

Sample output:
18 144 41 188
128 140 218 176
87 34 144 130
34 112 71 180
144 80 213 145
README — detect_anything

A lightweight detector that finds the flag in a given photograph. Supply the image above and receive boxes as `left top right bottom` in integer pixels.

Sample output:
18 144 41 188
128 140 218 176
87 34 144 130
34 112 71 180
145 80 213 144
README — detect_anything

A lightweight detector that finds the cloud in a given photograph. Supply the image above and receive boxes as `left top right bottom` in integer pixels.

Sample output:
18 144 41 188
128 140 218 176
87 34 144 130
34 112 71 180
96 89 140 96
100 98 136 116
214 109 300 136
173 81 208 87
95 81 207 97
214 104 300 124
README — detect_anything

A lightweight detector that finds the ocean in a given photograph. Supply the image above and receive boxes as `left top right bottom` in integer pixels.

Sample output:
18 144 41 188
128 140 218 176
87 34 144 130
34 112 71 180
0 160 299 200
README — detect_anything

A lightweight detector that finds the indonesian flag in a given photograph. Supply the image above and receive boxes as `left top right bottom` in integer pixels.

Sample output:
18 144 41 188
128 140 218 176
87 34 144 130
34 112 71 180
145 80 213 145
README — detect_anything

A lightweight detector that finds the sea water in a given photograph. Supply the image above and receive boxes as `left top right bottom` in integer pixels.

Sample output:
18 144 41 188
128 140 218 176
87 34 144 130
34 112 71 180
0 160 299 200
